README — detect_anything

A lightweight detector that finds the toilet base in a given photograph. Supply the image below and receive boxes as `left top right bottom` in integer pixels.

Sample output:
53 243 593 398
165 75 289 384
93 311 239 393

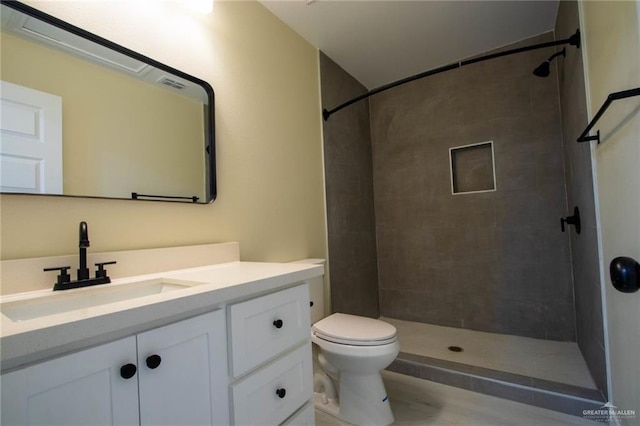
313 372 394 426
314 393 340 418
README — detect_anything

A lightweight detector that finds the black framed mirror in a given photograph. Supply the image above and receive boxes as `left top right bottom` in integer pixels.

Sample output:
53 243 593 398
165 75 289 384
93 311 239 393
0 0 216 203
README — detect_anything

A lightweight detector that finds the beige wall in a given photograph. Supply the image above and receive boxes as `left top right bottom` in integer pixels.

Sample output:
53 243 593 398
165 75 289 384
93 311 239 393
0 1 327 274
1 32 205 199
581 0 640 414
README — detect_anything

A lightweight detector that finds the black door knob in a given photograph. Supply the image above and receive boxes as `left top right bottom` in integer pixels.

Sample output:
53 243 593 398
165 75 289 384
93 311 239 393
610 256 640 293
120 363 137 379
146 354 162 369
276 388 286 399
273 319 284 329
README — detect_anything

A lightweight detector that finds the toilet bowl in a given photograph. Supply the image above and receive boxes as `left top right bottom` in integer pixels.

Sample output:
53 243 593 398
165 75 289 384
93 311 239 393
311 313 399 426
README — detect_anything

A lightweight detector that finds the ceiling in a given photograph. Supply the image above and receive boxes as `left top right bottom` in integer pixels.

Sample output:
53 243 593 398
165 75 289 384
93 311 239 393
259 0 560 89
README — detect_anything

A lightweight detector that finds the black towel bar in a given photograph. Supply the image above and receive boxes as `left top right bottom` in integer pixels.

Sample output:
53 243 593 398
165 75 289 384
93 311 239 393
577 87 640 144
131 192 199 203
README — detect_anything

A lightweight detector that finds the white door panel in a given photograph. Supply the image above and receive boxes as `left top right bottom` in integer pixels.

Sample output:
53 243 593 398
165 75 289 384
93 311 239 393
581 1 640 413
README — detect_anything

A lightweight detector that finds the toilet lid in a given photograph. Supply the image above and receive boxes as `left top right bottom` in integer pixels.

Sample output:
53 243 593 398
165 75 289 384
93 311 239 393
312 313 397 346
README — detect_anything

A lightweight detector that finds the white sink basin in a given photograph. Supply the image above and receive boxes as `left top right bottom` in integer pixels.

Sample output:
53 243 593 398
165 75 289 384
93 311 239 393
0 278 206 322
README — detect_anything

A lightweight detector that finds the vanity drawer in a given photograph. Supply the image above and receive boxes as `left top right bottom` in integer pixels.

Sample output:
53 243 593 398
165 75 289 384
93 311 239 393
281 401 315 425
229 283 310 377
231 343 312 426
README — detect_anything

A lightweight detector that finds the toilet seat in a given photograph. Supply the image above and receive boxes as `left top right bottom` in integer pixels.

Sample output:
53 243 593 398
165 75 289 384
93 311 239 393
312 313 397 346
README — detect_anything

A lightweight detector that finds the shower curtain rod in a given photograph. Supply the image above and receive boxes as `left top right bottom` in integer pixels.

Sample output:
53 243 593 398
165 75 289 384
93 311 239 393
322 29 581 121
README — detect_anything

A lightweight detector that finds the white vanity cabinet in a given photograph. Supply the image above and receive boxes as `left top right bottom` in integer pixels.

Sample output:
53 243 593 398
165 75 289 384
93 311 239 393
1 310 229 426
228 283 314 425
0 252 324 426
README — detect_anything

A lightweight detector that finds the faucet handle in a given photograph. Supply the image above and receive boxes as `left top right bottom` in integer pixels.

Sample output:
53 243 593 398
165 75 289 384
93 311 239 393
95 261 117 279
44 266 71 286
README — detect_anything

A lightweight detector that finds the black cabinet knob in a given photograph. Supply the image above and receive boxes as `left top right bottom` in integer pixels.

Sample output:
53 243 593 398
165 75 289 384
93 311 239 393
120 363 137 379
146 354 162 369
276 388 286 399
273 319 284 329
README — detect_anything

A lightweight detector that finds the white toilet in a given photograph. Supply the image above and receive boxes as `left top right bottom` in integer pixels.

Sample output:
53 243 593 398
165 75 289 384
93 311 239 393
289 259 399 426
311 313 399 426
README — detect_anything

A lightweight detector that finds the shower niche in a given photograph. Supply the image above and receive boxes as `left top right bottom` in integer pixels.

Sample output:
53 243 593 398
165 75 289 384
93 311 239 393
449 141 496 195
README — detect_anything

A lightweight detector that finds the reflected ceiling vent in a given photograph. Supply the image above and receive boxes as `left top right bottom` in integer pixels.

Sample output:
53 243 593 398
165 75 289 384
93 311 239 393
157 76 186 90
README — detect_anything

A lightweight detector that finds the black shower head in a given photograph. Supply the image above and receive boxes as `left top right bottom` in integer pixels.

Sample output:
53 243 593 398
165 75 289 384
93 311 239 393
533 48 566 77
533 61 551 77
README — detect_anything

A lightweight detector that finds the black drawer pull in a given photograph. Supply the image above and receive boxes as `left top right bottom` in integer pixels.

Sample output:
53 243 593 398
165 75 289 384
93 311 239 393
146 354 162 369
276 388 286 399
273 319 284 329
120 363 137 379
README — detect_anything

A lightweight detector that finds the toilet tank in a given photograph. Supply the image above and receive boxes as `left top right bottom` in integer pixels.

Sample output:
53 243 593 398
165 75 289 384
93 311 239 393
289 258 325 324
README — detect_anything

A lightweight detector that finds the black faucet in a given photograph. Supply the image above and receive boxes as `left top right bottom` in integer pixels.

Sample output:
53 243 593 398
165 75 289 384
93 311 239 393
44 221 116 291
78 221 90 280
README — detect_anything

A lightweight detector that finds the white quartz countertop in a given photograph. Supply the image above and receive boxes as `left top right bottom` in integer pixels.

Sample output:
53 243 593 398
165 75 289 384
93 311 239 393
0 261 323 371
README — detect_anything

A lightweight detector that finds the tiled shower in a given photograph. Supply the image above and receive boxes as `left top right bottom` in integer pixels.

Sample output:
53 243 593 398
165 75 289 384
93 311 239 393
320 0 607 404
371 30 575 342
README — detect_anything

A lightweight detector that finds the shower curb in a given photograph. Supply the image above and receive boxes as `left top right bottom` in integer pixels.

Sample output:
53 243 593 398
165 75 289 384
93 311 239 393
387 351 607 421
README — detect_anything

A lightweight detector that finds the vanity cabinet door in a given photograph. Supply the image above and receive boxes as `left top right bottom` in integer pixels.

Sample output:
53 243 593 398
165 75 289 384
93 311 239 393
1 336 139 425
136 309 229 426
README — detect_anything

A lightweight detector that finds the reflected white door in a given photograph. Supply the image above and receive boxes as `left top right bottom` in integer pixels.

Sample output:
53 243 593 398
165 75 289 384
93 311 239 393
0 80 62 194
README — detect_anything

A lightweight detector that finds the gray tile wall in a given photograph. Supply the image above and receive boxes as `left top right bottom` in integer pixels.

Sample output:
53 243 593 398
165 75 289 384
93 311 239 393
319 52 380 318
555 1 608 396
370 33 576 341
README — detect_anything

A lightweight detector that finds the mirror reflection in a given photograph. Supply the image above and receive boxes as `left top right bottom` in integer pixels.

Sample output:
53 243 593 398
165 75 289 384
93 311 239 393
0 2 215 203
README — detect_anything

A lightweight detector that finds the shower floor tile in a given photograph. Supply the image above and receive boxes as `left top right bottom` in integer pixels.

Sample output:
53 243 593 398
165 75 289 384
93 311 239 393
383 317 597 389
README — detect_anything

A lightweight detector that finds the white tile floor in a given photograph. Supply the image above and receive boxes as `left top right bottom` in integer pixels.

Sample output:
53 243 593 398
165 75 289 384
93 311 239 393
315 371 601 426
384 317 597 389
